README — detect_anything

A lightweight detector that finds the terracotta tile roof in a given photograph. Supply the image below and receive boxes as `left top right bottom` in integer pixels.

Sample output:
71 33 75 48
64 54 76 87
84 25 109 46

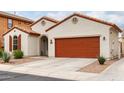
30 16 59 26
3 25 40 36
46 13 122 32
0 11 34 23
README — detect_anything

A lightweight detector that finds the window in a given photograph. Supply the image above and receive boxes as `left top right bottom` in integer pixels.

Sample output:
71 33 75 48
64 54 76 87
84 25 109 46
13 36 18 50
8 19 13 29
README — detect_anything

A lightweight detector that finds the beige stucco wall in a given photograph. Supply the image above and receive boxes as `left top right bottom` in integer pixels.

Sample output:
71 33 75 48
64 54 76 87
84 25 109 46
121 38 124 55
31 19 56 34
47 16 119 59
109 28 119 59
3 28 29 56
28 35 40 56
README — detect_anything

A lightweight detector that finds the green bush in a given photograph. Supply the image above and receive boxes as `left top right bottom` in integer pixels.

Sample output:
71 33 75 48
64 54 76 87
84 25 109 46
13 50 24 59
98 56 106 65
1 52 10 63
0 49 3 58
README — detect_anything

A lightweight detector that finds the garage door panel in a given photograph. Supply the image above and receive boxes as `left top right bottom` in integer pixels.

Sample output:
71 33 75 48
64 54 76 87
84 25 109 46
55 37 100 58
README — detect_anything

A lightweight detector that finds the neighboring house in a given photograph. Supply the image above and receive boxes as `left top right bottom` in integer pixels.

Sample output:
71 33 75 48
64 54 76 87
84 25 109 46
3 13 122 60
0 11 33 48
120 31 124 56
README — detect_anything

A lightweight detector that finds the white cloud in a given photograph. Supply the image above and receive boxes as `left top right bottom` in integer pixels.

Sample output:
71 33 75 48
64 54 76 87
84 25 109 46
85 11 124 29
107 14 124 25
46 11 73 20
85 11 106 18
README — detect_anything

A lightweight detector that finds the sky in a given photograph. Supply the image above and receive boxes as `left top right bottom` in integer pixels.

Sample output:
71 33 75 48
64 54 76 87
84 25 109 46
8 11 124 29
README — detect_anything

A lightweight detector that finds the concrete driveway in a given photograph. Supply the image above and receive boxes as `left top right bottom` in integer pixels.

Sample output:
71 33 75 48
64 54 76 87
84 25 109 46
0 58 98 80
18 58 96 71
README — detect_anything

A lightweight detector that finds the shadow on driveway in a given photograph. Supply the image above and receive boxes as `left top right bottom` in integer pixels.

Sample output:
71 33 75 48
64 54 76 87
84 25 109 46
0 71 73 81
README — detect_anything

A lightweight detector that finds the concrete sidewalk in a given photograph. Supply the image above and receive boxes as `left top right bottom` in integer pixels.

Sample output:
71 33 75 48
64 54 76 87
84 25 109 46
0 58 98 81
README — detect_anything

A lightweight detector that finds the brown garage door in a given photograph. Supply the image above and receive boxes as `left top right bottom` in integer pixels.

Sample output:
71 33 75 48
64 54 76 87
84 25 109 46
55 36 100 58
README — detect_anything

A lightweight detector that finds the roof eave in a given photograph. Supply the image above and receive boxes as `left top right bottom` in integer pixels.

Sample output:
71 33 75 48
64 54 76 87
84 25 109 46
113 25 123 32
46 13 122 32
0 11 34 23
30 16 59 27
3 27 40 36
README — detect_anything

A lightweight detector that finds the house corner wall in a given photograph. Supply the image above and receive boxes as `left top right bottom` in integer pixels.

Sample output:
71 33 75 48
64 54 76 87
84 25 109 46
100 29 110 59
27 35 40 56
109 28 119 59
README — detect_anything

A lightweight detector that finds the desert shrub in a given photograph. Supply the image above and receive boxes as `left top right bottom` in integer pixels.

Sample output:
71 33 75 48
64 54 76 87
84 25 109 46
13 50 24 59
1 52 10 63
98 56 106 65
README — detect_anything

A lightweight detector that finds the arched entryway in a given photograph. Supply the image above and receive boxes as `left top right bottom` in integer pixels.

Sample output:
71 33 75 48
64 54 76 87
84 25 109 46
40 36 48 56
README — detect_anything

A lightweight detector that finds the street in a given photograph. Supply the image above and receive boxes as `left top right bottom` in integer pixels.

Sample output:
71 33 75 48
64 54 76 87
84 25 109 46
0 71 72 81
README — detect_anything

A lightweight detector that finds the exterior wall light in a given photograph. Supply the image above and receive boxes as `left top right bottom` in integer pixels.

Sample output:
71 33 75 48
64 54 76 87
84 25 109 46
103 36 106 40
50 39 53 44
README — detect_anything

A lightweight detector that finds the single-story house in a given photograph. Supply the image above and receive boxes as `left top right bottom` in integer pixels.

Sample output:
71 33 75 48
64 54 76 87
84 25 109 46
3 13 122 59
120 31 124 56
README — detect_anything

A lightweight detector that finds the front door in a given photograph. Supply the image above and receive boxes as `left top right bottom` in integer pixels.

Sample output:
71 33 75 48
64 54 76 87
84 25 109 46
40 36 48 56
